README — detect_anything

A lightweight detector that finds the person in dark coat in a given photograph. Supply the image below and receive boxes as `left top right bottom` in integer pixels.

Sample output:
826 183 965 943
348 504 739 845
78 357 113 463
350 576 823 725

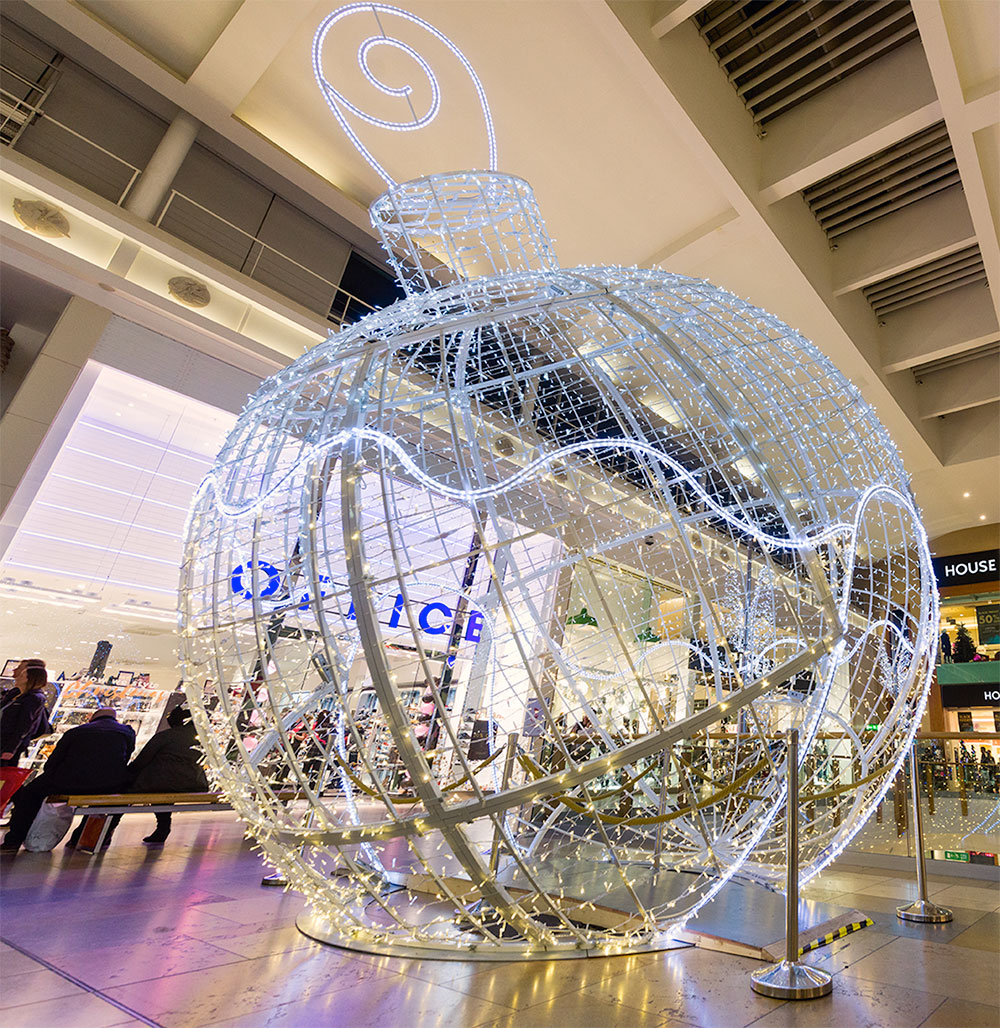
2 707 134 853
80 705 208 848
1 662 50 767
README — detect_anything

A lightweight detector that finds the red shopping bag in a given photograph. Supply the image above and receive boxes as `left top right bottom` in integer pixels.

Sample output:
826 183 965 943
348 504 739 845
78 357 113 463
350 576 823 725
0 767 31 814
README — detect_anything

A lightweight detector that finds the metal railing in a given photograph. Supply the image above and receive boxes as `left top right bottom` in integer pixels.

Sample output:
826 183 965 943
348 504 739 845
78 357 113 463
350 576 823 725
2 69 377 330
0 40 60 147
153 190 375 328
852 732 1000 863
2 95 142 205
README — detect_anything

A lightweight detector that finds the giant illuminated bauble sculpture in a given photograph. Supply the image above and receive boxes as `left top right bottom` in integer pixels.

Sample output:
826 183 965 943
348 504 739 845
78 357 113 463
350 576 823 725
179 5 936 959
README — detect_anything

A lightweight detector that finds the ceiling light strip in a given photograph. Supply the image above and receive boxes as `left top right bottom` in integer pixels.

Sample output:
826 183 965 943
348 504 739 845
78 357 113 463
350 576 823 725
4 561 178 595
48 474 191 513
34 502 184 539
17 530 180 567
62 447 203 488
78 420 215 465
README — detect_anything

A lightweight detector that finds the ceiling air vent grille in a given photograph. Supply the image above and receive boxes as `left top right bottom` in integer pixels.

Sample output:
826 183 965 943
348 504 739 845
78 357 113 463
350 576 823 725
911 341 1000 381
803 122 959 238
695 0 919 126
863 245 987 317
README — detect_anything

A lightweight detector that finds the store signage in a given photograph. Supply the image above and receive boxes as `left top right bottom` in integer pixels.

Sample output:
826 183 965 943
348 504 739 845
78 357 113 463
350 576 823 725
942 683 1000 709
931 549 999 587
957 711 974 733
229 563 483 644
371 594 484 643
230 561 329 608
976 604 1000 646
969 851 998 866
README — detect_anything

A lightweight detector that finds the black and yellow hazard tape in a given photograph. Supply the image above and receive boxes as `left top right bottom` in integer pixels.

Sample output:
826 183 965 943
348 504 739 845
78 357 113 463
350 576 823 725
799 918 874 956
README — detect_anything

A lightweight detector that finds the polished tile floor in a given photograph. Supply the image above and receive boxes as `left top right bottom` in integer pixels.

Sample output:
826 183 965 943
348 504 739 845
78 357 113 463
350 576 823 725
1 814 997 1027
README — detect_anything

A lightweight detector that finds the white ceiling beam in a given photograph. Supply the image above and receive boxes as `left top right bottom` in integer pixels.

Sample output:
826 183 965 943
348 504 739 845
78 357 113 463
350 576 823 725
602 3 943 468
966 88 1000 133
881 282 999 372
831 185 975 295
21 0 372 236
935 403 1000 465
759 40 941 204
916 353 1000 419
912 1 1000 324
643 207 740 267
185 0 317 115
651 1 712 39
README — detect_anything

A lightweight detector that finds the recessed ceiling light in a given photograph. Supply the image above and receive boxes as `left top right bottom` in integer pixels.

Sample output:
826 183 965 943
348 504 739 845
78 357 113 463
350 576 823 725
980 515 987 521
963 492 971 498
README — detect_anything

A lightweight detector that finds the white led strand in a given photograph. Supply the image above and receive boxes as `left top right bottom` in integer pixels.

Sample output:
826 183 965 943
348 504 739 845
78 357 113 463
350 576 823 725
180 5 936 959
312 3 496 186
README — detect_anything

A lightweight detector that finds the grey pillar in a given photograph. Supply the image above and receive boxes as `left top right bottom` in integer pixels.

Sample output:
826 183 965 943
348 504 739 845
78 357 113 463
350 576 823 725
123 110 200 221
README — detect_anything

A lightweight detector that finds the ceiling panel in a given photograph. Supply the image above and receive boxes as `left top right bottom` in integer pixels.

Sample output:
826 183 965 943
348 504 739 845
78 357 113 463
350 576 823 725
1 363 234 605
234 0 732 267
76 0 241 79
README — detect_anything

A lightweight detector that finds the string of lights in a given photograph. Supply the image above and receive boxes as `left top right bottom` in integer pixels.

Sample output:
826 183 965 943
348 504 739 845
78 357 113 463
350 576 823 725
180 3 937 959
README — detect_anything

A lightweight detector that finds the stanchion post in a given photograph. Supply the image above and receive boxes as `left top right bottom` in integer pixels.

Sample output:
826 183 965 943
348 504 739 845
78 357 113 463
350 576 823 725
489 733 518 875
751 728 832 1000
897 740 952 923
652 747 670 872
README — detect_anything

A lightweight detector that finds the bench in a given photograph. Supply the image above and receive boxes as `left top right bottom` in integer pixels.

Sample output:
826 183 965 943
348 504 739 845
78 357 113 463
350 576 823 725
48 792 234 853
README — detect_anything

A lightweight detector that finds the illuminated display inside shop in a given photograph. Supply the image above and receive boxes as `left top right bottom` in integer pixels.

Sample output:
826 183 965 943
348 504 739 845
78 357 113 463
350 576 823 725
180 3 938 959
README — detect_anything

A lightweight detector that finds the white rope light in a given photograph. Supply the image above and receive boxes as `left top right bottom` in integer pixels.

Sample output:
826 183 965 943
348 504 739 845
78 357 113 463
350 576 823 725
180 5 936 960
312 2 496 185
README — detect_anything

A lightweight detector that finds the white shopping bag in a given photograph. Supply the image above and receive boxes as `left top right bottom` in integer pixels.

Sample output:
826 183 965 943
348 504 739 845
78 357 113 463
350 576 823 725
23 801 74 852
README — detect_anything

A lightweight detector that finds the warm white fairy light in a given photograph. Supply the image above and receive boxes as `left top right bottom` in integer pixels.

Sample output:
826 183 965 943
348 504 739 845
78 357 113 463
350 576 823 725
179 5 936 960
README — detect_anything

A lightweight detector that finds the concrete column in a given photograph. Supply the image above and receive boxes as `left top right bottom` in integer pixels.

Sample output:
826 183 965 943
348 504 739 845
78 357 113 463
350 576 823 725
123 109 200 222
0 297 112 535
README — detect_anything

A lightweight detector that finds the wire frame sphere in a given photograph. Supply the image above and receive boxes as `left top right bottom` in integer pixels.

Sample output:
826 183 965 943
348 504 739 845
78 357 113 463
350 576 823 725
181 172 937 959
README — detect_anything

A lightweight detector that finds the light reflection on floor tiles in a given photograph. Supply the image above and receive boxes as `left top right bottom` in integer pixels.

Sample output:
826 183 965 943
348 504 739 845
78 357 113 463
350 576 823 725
1 813 997 1027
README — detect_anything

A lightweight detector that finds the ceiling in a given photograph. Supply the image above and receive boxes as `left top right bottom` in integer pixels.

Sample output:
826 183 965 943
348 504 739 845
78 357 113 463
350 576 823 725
0 363 235 681
5 0 999 541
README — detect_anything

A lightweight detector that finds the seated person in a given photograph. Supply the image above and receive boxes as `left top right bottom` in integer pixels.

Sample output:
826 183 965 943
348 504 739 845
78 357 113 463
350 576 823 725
2 707 135 853
1 662 50 767
75 705 208 849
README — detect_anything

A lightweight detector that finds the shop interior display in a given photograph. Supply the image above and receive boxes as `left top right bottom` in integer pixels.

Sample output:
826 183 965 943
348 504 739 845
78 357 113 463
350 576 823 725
28 677 169 768
179 4 937 958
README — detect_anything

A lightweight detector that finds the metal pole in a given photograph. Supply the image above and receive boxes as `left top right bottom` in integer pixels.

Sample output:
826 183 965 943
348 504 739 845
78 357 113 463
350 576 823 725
652 747 670 872
489 733 518 876
785 728 800 966
751 728 832 999
897 740 953 923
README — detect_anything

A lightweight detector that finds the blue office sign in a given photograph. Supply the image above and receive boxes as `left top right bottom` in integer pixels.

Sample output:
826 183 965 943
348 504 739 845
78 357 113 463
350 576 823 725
230 562 483 644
